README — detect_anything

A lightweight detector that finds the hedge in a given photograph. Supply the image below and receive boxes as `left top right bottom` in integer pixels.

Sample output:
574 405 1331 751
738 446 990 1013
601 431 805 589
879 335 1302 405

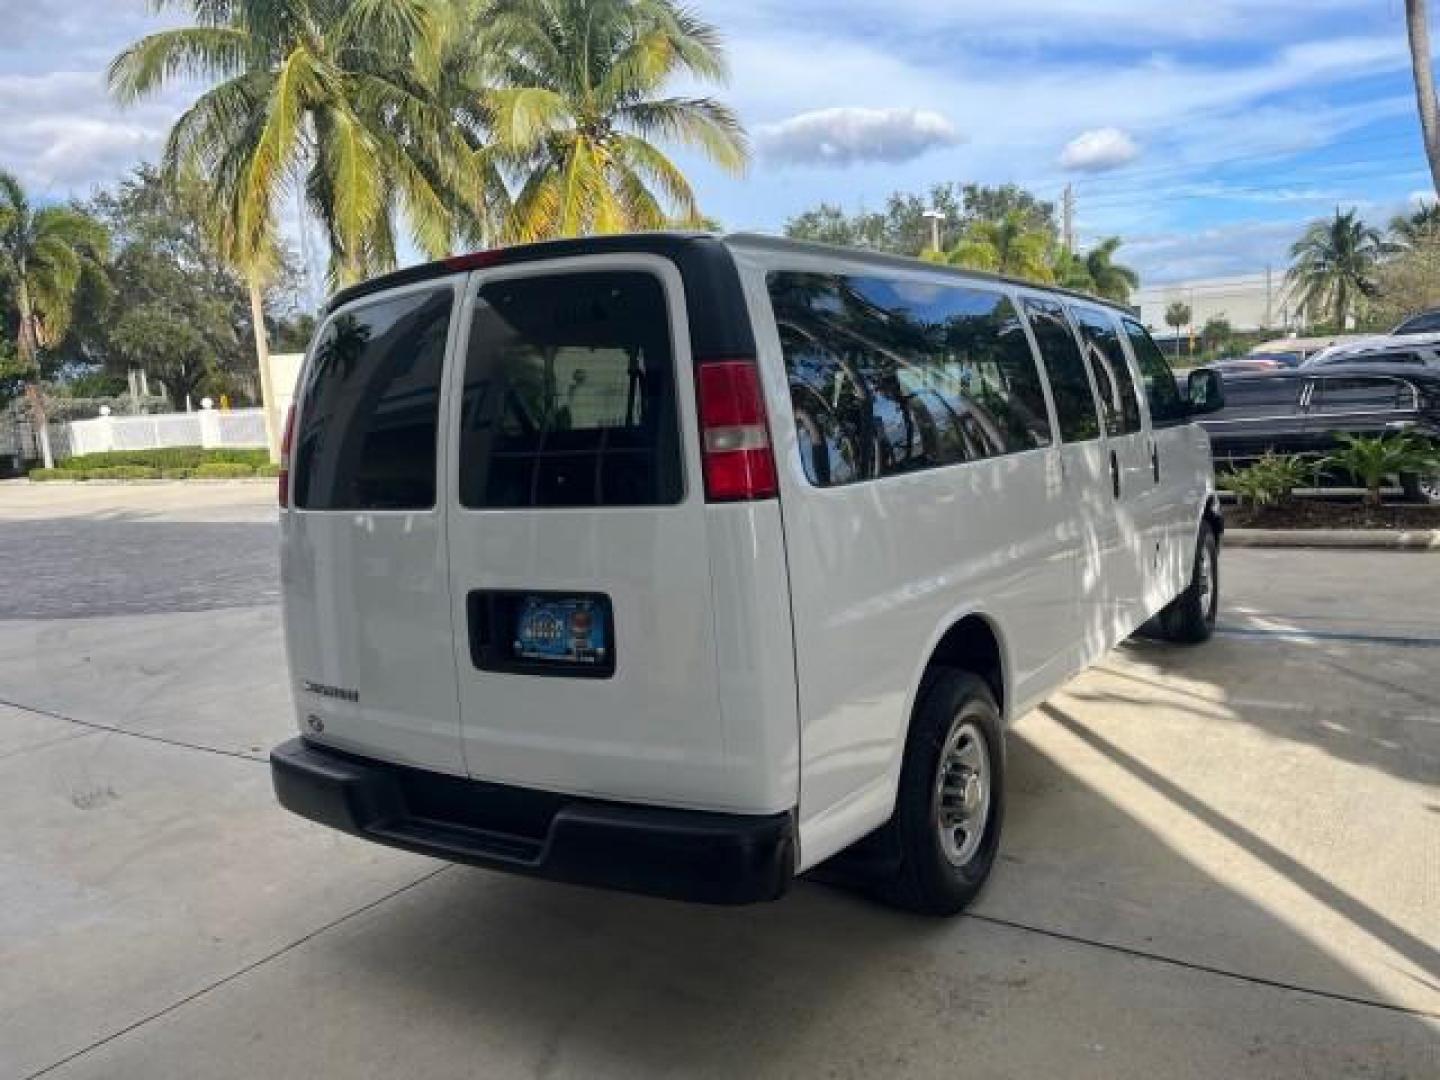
58 447 269 472
255 462 281 477
85 466 163 480
191 462 256 479
28 468 66 481
160 468 193 480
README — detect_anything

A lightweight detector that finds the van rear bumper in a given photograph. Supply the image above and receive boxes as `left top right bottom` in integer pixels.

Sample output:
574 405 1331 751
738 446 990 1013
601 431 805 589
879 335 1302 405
270 738 795 905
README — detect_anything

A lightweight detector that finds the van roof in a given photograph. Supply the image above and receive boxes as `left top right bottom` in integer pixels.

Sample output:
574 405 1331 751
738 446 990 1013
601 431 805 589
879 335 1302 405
325 230 1136 319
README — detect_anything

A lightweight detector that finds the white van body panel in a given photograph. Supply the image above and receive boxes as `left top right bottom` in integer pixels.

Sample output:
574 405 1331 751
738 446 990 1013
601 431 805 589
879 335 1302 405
281 275 469 776
443 255 798 814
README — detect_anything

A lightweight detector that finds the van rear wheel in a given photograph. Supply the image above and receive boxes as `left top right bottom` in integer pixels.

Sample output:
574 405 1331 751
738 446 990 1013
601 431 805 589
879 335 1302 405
882 670 1005 916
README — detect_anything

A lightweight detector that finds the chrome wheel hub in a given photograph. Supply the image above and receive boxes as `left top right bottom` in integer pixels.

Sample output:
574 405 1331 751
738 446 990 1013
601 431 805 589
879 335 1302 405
935 717 992 868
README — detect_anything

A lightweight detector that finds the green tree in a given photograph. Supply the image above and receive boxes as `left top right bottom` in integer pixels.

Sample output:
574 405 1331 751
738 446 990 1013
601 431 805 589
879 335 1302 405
1287 208 1388 330
110 0 480 456
485 0 748 241
1200 315 1235 357
0 170 109 466
945 209 1054 281
1389 202 1440 247
1368 233 1440 330
1165 301 1192 359
960 183 1056 235
1080 237 1139 303
110 0 478 285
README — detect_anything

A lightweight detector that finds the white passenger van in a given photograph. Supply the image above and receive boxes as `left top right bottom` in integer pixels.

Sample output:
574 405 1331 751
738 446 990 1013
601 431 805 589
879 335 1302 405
272 233 1226 914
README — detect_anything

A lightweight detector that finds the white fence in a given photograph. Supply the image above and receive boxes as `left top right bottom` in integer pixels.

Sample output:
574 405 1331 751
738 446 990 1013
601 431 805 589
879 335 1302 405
65 408 269 458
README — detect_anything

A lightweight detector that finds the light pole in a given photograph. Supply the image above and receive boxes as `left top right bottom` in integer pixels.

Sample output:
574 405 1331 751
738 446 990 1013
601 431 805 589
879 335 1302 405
922 208 946 253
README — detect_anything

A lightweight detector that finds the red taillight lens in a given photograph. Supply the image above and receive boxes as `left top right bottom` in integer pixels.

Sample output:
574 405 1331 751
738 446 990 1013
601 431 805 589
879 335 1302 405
278 403 296 507
695 359 778 502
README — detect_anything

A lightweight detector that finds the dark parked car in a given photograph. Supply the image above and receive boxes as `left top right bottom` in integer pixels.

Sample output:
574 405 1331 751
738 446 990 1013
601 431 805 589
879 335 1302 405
1394 307 1440 336
1197 362 1440 503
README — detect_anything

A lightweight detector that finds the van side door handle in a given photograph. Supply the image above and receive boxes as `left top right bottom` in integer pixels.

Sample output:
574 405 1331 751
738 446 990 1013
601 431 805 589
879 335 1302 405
1110 451 1121 499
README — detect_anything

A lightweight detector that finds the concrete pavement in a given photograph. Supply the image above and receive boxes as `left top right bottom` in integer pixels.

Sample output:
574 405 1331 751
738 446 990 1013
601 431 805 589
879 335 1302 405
1 485 1436 1078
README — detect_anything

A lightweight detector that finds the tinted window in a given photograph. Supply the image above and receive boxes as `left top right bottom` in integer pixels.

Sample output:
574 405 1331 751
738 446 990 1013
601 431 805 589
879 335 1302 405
1023 297 1100 442
769 272 1053 488
1072 307 1143 434
458 271 682 508
1313 377 1408 414
295 288 453 510
1122 318 1189 425
1396 310 1440 334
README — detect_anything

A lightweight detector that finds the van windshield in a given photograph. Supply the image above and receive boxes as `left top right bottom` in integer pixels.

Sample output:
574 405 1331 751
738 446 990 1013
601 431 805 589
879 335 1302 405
458 271 683 508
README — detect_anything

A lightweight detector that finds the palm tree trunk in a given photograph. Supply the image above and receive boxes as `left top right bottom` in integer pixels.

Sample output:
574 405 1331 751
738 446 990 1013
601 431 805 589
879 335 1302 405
248 276 281 464
15 278 53 470
1409 0 1440 197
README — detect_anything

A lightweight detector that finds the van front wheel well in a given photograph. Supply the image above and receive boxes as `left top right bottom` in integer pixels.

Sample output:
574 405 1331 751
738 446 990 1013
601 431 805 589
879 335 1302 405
924 616 1005 718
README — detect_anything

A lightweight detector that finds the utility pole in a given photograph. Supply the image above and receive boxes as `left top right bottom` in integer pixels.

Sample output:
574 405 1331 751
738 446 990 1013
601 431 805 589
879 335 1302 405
1264 265 1274 330
1061 184 1076 255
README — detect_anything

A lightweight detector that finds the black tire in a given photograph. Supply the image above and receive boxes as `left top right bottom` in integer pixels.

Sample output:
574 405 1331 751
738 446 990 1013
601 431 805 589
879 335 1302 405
1159 524 1219 644
1401 471 1440 505
880 670 1005 916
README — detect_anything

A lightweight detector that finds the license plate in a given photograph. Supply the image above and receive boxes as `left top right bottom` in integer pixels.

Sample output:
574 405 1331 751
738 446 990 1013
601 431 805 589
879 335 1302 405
513 596 608 666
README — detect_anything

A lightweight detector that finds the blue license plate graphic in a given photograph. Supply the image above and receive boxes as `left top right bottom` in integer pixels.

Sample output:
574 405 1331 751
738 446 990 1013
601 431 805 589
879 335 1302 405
514 597 608 665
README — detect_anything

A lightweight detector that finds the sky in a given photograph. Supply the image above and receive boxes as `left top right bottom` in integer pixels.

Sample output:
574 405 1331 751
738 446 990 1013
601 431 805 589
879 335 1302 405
0 0 1436 287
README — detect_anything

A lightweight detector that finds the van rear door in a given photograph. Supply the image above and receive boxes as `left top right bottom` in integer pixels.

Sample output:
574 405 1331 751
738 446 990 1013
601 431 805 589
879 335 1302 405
443 256 737 810
282 278 466 774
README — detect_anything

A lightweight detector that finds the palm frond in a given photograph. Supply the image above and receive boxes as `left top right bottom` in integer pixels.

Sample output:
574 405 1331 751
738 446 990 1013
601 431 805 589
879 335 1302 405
617 97 748 173
108 27 251 103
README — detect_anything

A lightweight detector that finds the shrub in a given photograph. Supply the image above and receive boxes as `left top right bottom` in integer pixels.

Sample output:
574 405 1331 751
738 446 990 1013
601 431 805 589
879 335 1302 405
160 468 194 480
82 466 163 481
1220 453 1315 509
191 462 256 479
255 462 281 477
59 447 270 472
28 468 67 481
1320 434 1440 507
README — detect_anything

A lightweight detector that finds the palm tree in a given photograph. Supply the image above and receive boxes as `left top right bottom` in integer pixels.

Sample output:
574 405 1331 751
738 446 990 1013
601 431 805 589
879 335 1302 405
1390 202 1440 247
483 0 748 241
1164 301 1191 360
110 0 485 456
1082 237 1140 303
1407 1 1440 197
946 210 1054 282
0 171 109 468
1287 209 1388 330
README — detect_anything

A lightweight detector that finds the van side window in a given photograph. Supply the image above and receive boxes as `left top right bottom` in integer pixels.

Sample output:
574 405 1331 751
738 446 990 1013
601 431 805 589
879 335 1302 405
1071 307 1143 434
1022 298 1101 442
1121 318 1188 425
458 271 683 508
294 288 454 510
769 272 1053 488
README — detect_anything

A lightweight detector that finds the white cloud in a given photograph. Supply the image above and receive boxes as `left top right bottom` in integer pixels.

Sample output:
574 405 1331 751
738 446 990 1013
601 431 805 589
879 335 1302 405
757 107 962 167
1059 128 1140 173
1411 190 1439 207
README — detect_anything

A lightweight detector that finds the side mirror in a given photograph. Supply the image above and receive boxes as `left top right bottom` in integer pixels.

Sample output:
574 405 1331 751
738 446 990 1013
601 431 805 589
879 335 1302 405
1187 368 1226 415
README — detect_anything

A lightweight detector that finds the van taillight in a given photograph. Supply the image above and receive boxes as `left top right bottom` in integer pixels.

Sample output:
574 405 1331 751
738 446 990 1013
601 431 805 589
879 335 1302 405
278 403 296 507
695 359 778 502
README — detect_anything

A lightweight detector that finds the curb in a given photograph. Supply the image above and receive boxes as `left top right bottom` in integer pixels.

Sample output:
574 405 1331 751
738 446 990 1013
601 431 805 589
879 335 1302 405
1226 528 1440 550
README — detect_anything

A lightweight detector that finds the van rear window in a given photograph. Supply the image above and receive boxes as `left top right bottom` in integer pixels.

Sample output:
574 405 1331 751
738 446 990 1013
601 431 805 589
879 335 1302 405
294 287 454 511
458 271 683 508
